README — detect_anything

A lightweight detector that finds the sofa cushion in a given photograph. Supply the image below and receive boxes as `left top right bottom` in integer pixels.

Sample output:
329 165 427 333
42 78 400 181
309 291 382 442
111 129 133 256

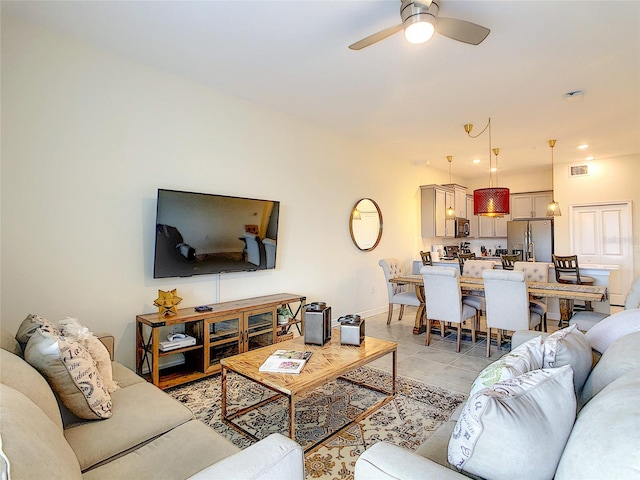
448 365 575 480
64 381 194 471
542 324 592 393
0 349 63 429
555 372 640 480
0 384 82 480
24 329 112 420
579 331 640 408
469 336 543 397
15 314 60 352
111 361 146 389
0 328 23 356
82 420 239 480
585 308 640 354
59 317 119 393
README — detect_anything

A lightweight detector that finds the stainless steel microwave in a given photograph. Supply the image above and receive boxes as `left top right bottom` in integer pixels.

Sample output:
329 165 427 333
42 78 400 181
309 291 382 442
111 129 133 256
455 218 470 237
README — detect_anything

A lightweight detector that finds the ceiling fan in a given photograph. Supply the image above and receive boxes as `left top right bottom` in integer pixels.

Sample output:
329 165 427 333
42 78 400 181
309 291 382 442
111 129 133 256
349 0 490 50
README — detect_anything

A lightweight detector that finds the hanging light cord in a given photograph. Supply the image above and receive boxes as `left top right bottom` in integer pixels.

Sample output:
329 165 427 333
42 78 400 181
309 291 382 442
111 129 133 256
465 117 494 187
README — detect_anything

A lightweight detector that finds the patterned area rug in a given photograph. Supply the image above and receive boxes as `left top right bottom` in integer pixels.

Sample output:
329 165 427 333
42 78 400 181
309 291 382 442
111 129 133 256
168 367 465 479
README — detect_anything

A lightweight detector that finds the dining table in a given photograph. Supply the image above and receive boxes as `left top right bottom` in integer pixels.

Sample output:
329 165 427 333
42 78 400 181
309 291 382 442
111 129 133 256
389 274 608 335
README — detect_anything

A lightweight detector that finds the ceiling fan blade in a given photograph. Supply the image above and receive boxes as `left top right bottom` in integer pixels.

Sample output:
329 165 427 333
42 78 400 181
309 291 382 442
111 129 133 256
437 17 490 45
349 24 403 50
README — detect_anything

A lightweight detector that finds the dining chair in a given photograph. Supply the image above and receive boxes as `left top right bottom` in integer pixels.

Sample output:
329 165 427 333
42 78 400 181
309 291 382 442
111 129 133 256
482 269 542 357
500 254 521 270
457 253 476 274
378 258 421 325
513 261 549 332
553 254 596 320
419 251 432 266
459 260 495 323
421 266 477 352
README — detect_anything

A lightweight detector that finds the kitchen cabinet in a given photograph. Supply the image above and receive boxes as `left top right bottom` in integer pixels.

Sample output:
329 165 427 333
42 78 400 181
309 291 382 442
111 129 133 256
511 192 553 219
478 213 510 237
444 184 468 219
421 184 454 238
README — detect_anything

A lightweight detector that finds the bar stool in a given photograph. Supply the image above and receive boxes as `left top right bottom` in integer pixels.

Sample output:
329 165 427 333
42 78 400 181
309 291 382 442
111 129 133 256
419 251 432 266
457 253 476 274
500 254 521 270
553 254 596 326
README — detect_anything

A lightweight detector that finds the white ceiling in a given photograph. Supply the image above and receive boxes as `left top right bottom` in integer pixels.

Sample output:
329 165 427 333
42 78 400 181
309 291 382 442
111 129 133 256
3 0 639 178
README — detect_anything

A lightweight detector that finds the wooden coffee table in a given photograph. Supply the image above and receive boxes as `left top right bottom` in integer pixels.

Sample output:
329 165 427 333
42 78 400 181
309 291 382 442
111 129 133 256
220 328 397 452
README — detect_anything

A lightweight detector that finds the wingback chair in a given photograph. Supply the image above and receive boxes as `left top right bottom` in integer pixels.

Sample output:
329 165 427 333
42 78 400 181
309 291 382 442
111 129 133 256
379 259 421 325
514 261 550 332
482 269 542 357
421 266 477 352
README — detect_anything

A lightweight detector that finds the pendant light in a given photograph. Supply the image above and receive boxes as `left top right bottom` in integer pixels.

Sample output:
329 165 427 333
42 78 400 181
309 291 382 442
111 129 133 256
445 155 456 220
546 139 562 216
463 117 510 217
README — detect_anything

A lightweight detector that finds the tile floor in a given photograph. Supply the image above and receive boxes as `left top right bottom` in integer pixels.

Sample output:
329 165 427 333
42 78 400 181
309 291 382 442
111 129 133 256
364 306 561 394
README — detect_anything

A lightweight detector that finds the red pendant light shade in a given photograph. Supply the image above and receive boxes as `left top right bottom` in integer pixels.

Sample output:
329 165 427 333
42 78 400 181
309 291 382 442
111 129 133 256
473 187 510 217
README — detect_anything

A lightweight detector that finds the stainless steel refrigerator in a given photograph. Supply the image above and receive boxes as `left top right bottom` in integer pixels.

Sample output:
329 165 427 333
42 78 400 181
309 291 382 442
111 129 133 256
507 219 554 263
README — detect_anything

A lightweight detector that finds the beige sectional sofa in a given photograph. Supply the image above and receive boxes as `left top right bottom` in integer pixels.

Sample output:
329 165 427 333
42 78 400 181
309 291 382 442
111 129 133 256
0 329 304 480
355 328 640 479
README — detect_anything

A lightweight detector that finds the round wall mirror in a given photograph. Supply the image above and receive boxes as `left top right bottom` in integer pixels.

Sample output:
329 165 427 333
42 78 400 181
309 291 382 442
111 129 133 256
349 198 383 252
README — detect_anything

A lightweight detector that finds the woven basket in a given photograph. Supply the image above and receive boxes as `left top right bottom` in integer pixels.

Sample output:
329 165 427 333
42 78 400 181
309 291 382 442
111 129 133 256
275 332 294 343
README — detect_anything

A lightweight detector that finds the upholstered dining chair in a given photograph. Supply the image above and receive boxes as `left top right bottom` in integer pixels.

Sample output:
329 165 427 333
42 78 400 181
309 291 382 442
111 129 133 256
457 253 476 274
459 260 495 323
514 261 550 332
553 254 596 315
421 266 477 352
419 251 432 266
379 258 421 325
482 269 542 357
500 254 521 270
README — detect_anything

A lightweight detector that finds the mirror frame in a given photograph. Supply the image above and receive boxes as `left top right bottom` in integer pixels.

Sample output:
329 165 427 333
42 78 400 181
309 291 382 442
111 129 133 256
349 198 383 252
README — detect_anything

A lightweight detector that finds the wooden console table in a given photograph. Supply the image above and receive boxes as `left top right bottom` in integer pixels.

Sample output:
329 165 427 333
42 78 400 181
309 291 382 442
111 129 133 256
136 293 306 389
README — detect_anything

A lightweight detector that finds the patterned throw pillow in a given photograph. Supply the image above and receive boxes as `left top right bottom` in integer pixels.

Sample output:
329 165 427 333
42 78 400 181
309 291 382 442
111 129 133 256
468 336 544 397
24 329 112 420
542 324 592 393
448 365 576 480
15 314 61 352
59 317 119 393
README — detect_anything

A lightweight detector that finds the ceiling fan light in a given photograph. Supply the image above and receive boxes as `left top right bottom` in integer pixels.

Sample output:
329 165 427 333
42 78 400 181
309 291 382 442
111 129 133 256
404 21 435 44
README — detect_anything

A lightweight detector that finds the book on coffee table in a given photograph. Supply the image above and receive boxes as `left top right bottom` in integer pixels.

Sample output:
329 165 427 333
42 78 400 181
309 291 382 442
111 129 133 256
258 349 313 374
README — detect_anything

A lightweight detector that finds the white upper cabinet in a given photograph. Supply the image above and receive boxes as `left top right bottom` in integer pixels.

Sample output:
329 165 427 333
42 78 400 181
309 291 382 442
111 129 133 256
421 185 455 238
511 192 553 219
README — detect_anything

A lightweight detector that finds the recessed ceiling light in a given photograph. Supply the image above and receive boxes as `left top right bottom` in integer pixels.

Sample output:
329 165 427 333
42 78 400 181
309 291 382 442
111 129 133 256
585 156 594 161
490 167 498 172
473 159 481 164
578 144 589 150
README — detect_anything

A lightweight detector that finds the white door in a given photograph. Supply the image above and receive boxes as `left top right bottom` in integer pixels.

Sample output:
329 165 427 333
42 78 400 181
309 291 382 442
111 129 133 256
570 202 633 306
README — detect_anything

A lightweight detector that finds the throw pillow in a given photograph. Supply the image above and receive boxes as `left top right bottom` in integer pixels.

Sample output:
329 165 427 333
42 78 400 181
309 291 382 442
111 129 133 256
24 329 112 420
584 308 640 354
468 336 543 397
15 314 60 352
542 324 592 393
59 317 119 393
448 365 576 480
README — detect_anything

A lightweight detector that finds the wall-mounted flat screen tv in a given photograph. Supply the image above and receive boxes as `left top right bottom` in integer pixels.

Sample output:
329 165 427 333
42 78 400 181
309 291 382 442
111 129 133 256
153 189 280 278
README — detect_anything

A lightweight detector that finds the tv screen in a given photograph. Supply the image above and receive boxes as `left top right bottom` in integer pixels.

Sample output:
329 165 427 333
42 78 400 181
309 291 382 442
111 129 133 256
153 189 280 278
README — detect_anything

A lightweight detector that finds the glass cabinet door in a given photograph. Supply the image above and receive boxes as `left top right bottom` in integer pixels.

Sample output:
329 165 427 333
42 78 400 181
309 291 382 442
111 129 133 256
245 307 275 352
205 315 241 372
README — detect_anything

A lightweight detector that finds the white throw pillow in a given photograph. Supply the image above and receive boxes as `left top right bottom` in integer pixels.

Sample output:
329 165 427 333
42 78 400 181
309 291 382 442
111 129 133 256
448 365 576 480
15 314 60 352
469 336 543 397
24 329 112 420
585 308 640 354
59 317 119 393
542 324 592 393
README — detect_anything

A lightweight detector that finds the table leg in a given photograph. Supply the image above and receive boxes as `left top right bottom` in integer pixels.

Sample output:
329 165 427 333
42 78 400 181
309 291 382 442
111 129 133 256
413 285 427 335
559 298 573 327
289 394 295 440
221 366 227 419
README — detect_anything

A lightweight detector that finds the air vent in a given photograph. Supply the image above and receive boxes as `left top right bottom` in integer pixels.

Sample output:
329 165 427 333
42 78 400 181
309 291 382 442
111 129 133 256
569 164 589 177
